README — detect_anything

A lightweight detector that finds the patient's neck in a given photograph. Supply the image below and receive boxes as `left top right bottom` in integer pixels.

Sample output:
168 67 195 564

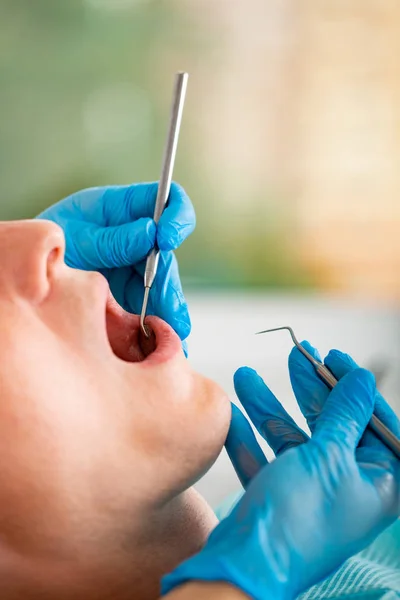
0 488 216 600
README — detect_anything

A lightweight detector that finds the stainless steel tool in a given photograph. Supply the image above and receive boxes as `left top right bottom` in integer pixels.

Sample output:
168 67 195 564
140 72 188 337
256 325 400 460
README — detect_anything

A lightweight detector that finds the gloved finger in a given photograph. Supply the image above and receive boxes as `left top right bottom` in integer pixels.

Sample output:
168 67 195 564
157 182 196 251
289 341 330 432
355 446 398 475
73 219 156 270
234 367 308 456
325 349 400 441
182 339 188 358
100 183 159 224
126 252 191 341
147 251 191 341
314 368 376 450
62 184 157 226
103 266 134 311
225 403 268 489
100 183 195 253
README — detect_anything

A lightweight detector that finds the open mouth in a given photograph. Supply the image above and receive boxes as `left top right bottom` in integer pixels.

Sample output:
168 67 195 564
105 293 182 365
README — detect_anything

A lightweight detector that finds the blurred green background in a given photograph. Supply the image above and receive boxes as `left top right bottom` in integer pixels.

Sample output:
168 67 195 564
2 0 399 504
1 0 399 298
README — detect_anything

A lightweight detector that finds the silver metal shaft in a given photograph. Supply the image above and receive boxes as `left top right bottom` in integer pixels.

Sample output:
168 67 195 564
140 72 188 337
256 325 400 460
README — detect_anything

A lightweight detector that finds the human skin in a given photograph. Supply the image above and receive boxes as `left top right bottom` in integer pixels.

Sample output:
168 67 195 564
0 219 230 599
164 582 248 600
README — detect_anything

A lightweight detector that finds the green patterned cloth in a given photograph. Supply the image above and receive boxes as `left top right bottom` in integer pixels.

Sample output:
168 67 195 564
215 492 400 599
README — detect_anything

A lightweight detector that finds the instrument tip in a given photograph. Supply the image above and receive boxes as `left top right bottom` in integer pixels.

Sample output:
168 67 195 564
140 287 151 339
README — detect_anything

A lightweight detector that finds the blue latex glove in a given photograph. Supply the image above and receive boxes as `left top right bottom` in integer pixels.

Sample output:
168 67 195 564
37 182 195 342
288 342 400 451
162 344 400 600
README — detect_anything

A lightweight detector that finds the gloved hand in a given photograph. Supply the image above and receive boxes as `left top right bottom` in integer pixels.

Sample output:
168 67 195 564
288 342 400 452
37 182 195 342
162 343 400 600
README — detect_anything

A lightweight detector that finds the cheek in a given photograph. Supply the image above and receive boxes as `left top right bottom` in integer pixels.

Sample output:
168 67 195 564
38 282 107 356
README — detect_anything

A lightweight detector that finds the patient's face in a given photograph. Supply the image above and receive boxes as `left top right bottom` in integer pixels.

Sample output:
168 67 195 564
0 220 229 592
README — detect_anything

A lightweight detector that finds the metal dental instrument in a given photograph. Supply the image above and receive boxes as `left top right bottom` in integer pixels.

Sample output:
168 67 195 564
140 72 189 338
256 325 400 460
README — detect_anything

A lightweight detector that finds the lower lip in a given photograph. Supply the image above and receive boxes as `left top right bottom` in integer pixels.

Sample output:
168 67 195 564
141 316 182 365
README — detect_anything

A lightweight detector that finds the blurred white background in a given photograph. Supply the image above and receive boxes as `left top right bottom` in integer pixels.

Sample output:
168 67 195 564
190 293 400 507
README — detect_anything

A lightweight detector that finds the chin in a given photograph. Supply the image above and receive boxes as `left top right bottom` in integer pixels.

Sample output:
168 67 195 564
174 487 219 548
139 488 219 600
178 375 231 495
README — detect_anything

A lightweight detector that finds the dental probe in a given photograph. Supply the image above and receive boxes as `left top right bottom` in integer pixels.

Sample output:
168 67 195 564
140 72 189 338
256 326 400 460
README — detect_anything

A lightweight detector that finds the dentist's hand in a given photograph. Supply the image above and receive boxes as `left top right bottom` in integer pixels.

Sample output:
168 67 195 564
288 342 400 453
162 346 400 600
37 183 195 341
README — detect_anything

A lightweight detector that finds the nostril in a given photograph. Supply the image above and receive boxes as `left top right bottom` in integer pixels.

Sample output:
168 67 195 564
46 247 62 279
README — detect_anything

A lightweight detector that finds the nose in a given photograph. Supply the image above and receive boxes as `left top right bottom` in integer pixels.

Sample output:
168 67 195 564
0 220 66 303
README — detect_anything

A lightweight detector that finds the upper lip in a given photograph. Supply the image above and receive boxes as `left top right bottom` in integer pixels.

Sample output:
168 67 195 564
104 291 182 365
